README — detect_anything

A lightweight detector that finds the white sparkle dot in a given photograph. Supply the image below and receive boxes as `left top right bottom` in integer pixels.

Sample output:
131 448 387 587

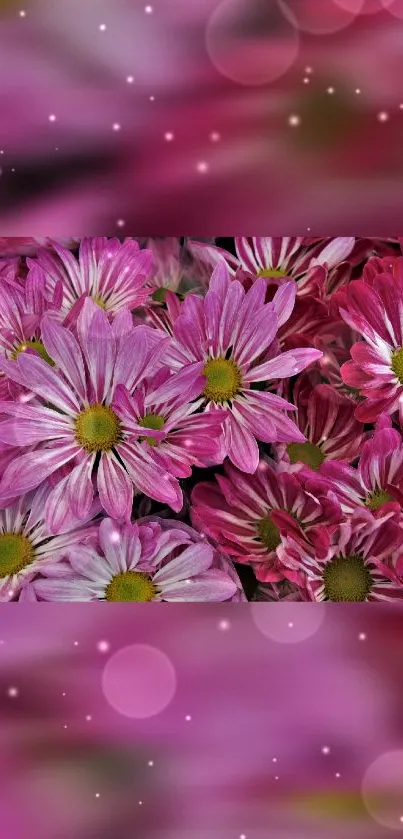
240 834 246 839
126 75 135 84
7 686 18 698
185 715 191 721
110 530 121 543
74 641 79 646
378 111 389 122
400 816 403 823
288 114 301 127
272 757 278 763
149 95 155 101
196 161 209 173
112 122 121 132
327 87 335 95
63 724 68 729
116 219 125 228
358 632 366 641
305 66 313 74
303 77 310 84
399 104 403 110
48 114 57 122
86 715 92 722
148 760 154 767
95 793 100 798
218 619 230 631
62 692 66 696
139 801 143 806
355 88 361 94
335 772 341 778
99 23 106 31
164 131 174 141
275 776 279 780
145 4 153 12
97 640 110 653
210 131 221 142
322 746 330 755
307 226 311 231
19 9 26 17
288 622 294 629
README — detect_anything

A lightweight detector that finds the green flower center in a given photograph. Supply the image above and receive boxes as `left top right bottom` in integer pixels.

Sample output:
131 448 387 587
92 295 107 310
287 441 325 470
139 413 165 447
105 571 156 602
75 404 122 453
391 347 403 383
203 357 241 403
152 287 169 303
365 489 394 511
257 514 281 552
0 533 34 577
12 340 54 366
256 268 287 279
323 554 373 602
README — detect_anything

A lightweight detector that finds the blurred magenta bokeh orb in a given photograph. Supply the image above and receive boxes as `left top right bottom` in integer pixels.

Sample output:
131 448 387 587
279 0 362 34
102 644 177 719
382 0 403 20
205 0 300 86
362 750 403 830
251 602 326 643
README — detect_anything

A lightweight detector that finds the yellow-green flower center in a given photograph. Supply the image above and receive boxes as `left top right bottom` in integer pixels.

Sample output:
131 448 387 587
75 404 122 453
203 357 241 403
256 268 287 279
92 294 107 310
139 413 165 446
287 441 324 470
105 571 156 602
365 489 393 511
257 514 281 552
0 533 34 577
152 287 169 303
12 340 54 366
323 554 373 602
391 347 403 383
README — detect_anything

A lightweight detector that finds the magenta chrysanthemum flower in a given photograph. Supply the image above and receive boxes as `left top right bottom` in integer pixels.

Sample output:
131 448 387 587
0 262 60 365
191 459 341 583
276 383 366 472
0 300 200 526
305 415 403 515
29 237 152 320
0 483 98 601
253 581 302 602
33 516 243 602
340 266 403 423
278 508 403 602
166 264 322 473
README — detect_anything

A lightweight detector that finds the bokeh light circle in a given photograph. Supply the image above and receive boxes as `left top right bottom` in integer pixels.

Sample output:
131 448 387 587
333 0 385 13
102 644 176 719
206 0 300 86
382 0 403 20
251 603 325 643
362 751 403 830
279 0 361 34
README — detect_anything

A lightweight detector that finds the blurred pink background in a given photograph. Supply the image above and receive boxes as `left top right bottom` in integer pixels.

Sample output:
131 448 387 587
1 604 403 838
1 0 403 234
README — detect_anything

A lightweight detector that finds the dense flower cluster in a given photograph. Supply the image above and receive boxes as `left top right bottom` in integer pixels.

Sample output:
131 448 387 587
1 236 403 601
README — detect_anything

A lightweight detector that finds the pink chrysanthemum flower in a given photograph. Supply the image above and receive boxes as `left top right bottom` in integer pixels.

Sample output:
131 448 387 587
253 581 302 602
191 459 341 584
117 368 225 479
305 415 403 515
276 382 366 472
29 237 152 320
0 300 200 526
0 483 98 601
340 266 403 423
166 264 322 473
278 508 403 602
33 516 243 602
0 263 60 365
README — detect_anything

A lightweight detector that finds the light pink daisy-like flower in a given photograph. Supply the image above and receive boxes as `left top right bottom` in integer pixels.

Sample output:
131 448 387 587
276 382 366 472
191 459 341 584
305 415 403 515
278 508 403 602
340 266 403 423
0 300 197 526
33 516 243 602
117 368 225 479
28 238 152 321
0 263 60 366
0 483 98 602
166 264 322 473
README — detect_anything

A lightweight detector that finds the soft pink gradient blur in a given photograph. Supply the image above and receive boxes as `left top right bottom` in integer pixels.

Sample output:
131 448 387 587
1 604 403 838
0 1 403 234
